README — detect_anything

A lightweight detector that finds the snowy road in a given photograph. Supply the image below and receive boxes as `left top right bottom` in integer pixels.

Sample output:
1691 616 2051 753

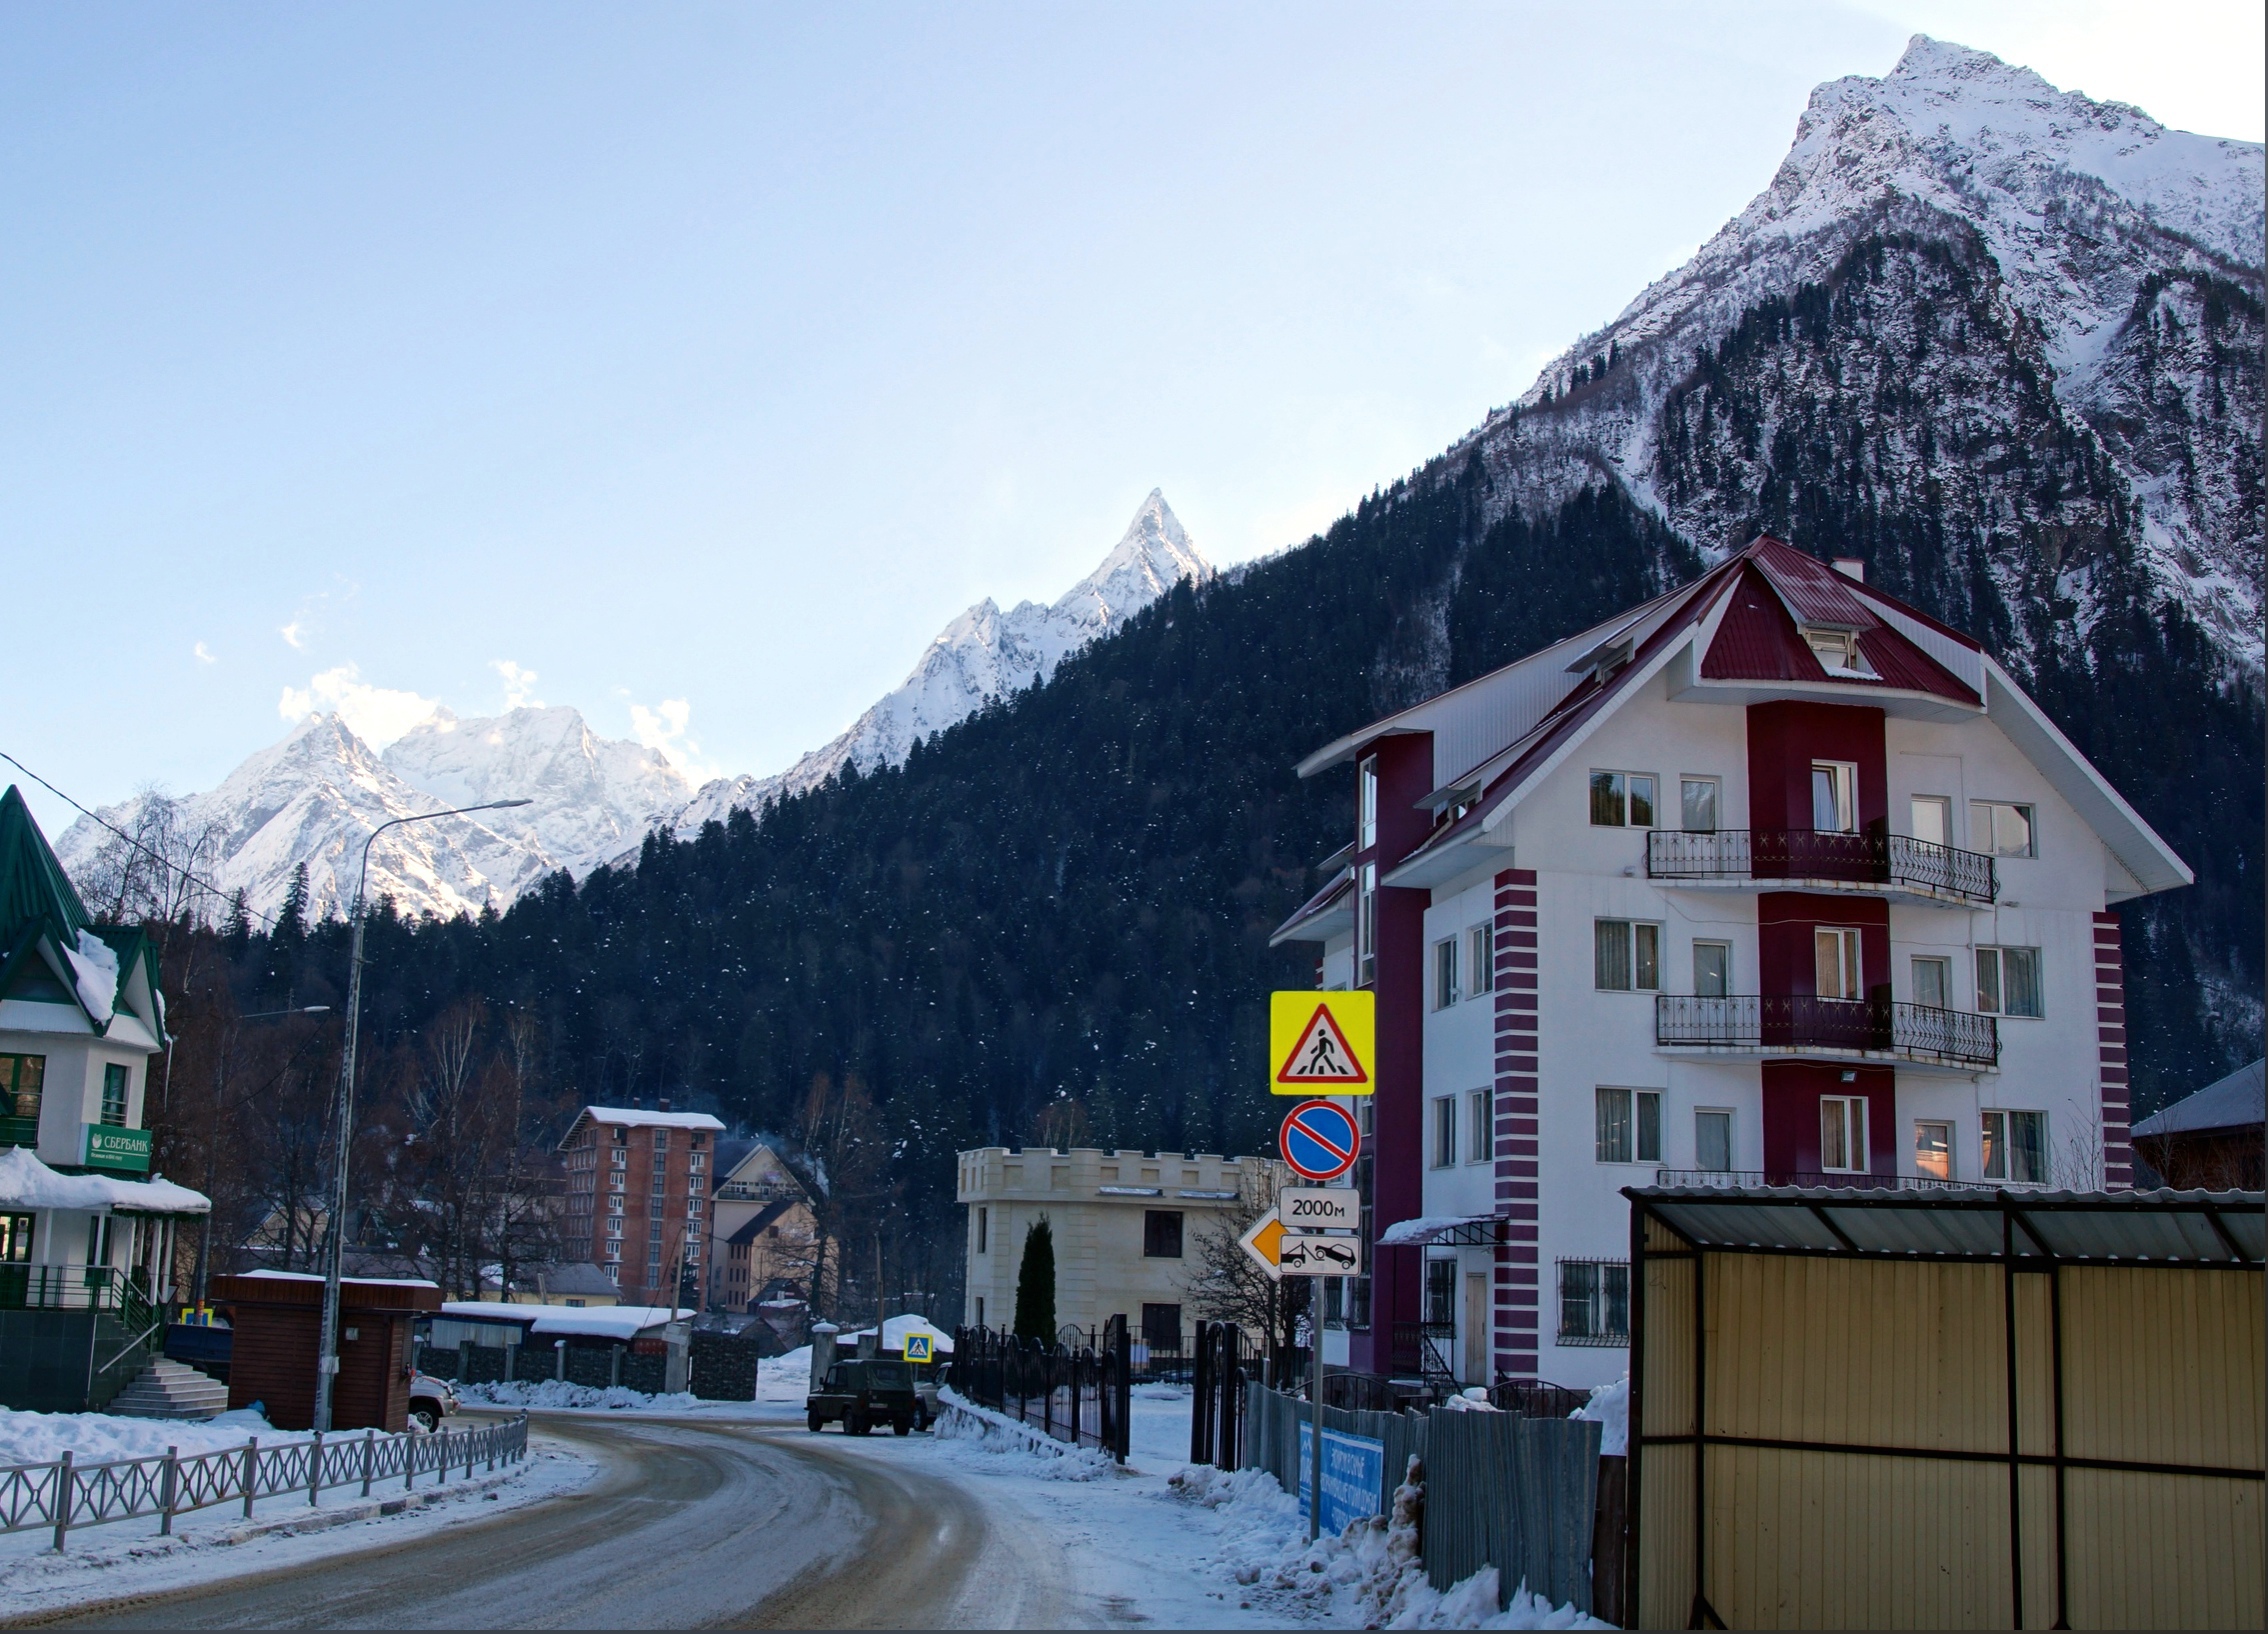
10 1413 1094 1630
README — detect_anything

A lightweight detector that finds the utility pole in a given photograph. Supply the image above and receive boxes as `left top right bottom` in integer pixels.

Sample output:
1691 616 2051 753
313 799 527 1432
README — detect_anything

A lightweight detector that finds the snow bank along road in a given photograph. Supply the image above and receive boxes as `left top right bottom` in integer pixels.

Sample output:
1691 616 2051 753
6 1412 1093 1630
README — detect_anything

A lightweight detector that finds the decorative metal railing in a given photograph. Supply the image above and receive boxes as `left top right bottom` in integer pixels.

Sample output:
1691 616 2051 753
950 1321 1130 1460
0 1265 156 1330
1654 995 1998 1067
0 1412 528 1550
1652 1169 2054 1194
1646 828 1996 902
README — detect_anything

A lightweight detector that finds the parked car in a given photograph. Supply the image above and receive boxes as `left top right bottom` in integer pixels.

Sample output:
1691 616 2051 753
806 1358 924 1436
408 1372 458 1433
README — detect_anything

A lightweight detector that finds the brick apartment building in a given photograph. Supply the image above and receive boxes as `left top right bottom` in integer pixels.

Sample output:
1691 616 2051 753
558 1106 724 1303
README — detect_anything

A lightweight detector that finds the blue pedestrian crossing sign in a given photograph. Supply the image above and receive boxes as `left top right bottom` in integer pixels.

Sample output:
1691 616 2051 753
1279 1099 1361 1183
903 1332 935 1364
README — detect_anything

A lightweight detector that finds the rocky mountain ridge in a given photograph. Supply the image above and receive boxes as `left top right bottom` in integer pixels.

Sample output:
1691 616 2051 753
57 492 1208 920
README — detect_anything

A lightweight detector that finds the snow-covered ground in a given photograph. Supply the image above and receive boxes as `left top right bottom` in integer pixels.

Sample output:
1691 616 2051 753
908 1383 1611 1629
0 1405 309 1466
0 1425 592 1621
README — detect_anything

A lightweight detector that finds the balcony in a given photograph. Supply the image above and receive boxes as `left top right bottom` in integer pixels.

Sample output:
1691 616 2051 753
1646 828 1996 904
1655 994 1999 1069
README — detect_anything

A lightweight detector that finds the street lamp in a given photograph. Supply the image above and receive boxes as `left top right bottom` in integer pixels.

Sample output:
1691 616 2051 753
315 799 531 1431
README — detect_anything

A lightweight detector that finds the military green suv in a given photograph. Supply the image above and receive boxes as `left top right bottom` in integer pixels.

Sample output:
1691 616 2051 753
806 1358 925 1436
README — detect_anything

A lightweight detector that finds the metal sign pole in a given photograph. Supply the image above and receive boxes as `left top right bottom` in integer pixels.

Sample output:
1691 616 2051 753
1309 1273 1324 1542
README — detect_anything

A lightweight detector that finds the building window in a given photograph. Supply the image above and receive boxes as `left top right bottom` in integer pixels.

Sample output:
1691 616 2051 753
1804 628 1872 676
610 1147 627 1168
1976 947 2042 1017
1815 927 1862 1000
1589 771 1657 828
1356 864 1377 986
1695 1110 1733 1172
1912 955 1952 1010
1910 795 1951 847
689 1151 705 1172
1811 762 1857 832
977 1206 988 1254
975 1296 985 1329
1693 941 1729 998
100 1064 129 1127
0 1056 44 1125
649 1219 665 1243
1680 777 1719 833
1468 923 1494 995
1469 1090 1492 1163
1432 938 1459 1010
653 1128 669 1153
0 1213 32 1263
1821 1096 1868 1173
1358 756 1378 851
1141 1303 1182 1352
1982 1110 2048 1183
1915 1120 1953 1181
1425 1257 1455 1326
1971 801 2036 858
1594 919 1660 991
1431 1097 1457 1168
1596 1088 1661 1164
687 1198 703 1218
1558 1260 1630 1345
1143 1210 1184 1259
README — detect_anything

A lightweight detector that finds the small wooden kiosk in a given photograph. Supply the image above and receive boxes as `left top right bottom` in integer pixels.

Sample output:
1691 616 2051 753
212 1270 441 1431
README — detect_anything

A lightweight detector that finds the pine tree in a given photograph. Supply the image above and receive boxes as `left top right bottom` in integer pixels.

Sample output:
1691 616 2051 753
1013 1217 1056 1342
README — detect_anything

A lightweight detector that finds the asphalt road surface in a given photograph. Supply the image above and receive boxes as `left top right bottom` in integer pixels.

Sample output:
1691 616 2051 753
13 1415 1098 1630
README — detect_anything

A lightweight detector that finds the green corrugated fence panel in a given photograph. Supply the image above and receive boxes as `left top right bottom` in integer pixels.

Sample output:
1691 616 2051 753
1422 1409 1601 1613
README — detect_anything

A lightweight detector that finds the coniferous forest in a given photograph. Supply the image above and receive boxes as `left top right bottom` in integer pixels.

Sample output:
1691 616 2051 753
147 455 2261 1313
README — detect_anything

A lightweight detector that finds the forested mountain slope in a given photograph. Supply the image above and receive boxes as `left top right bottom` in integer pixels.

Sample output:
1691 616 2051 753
169 39 2259 1256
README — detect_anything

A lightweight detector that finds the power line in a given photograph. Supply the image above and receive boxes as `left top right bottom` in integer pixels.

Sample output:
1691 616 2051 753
0 749 279 931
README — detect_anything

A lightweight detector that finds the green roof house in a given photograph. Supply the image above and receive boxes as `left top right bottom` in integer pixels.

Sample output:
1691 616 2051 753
0 787 209 1412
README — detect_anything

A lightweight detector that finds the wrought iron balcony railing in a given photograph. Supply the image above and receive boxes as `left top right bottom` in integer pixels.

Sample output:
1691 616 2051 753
1654 994 1999 1068
1646 828 1996 903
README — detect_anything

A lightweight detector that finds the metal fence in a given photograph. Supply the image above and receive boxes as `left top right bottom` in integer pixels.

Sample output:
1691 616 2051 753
0 1265 156 1327
1189 1321 1247 1467
0 1413 530 1550
1652 1168 2053 1193
1422 1407 1602 1614
1242 1384 1607 1617
950 1320 1130 1461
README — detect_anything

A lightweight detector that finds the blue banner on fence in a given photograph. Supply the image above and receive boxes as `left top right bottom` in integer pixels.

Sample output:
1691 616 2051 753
1297 1422 1385 1535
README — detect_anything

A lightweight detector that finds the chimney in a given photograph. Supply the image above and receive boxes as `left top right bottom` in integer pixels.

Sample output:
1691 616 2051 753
1831 557 1865 582
658 1097 671 1113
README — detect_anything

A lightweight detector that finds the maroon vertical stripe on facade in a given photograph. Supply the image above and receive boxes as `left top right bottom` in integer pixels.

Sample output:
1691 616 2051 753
1492 868 1539 1383
2095 912 2133 1188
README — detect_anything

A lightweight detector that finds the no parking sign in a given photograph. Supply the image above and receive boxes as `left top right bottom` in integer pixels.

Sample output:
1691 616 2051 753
1278 1099 1360 1183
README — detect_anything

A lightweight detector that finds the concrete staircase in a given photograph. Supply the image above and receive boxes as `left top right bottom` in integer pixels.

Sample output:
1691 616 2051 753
108 1357 229 1420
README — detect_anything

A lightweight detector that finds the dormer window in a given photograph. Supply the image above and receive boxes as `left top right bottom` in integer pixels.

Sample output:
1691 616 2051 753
1804 628 1874 678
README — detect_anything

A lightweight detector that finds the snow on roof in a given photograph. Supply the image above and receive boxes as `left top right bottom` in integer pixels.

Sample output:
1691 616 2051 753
1377 1215 1497 1247
241 1268 439 1288
574 1106 727 1132
439 1300 690 1340
843 1313 956 1354
0 1147 209 1216
2134 1060 2266 1140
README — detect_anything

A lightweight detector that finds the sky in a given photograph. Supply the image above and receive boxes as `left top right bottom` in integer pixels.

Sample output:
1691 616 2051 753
4 1 2261 832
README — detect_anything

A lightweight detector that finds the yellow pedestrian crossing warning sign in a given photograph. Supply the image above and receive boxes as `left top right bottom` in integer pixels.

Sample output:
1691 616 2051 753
1270 991 1374 1094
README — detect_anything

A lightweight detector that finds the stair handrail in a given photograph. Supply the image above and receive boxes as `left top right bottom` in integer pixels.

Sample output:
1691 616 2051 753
94 1320 164 1376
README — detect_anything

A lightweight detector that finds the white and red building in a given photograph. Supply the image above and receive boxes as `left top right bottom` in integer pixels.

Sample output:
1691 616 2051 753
1271 537 2188 1391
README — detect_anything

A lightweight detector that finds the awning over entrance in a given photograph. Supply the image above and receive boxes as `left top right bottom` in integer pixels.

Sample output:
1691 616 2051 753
1377 1214 1507 1248
0 1146 209 1215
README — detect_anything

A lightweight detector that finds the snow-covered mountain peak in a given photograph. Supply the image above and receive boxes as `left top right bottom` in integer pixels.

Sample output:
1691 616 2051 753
661 491 1211 841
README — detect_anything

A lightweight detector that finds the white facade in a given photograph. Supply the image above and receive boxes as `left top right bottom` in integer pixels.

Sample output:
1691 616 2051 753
1277 542 2186 1390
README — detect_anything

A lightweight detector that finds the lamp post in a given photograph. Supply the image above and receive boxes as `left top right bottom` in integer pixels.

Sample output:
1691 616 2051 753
314 799 530 1432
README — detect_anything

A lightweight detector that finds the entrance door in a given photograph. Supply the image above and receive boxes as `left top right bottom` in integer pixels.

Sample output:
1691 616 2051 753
1463 1273 1490 1385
